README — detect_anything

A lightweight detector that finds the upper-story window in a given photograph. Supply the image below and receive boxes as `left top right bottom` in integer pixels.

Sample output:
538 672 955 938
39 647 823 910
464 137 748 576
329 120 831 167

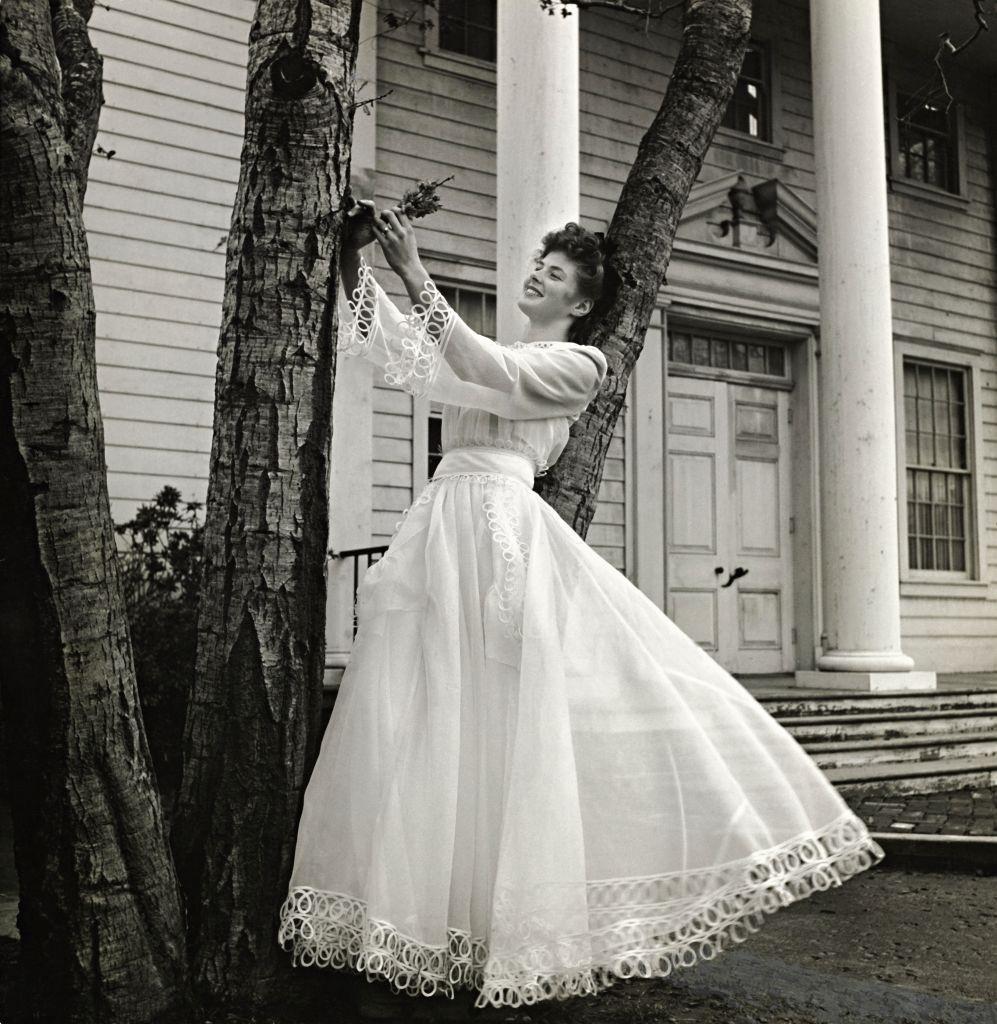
437 0 496 63
895 94 959 193
721 42 770 141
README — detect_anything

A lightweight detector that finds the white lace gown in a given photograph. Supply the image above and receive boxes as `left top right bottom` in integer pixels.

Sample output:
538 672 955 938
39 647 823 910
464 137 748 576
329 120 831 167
277 257 886 1010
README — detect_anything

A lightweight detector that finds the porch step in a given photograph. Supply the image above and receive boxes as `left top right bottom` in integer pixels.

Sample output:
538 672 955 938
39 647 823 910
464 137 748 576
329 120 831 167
755 687 997 718
826 756 997 798
778 707 997 743
755 685 997 796
801 730 997 769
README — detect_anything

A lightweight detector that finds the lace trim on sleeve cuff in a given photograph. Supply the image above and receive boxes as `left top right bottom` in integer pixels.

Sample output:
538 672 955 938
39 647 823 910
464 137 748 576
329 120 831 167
339 254 379 356
383 278 456 398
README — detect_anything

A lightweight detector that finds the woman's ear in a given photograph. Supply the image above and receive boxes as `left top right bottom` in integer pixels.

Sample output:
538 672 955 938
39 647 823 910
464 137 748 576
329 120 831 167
571 296 594 318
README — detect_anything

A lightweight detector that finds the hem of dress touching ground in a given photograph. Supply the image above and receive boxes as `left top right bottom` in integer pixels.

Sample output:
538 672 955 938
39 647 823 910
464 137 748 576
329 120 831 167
276 809 886 1010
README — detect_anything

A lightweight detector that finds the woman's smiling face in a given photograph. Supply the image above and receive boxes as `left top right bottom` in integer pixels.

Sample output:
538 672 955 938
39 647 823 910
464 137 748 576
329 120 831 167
516 251 593 324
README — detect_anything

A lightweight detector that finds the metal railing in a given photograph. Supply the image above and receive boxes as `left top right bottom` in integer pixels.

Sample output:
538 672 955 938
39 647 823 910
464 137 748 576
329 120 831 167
329 543 389 638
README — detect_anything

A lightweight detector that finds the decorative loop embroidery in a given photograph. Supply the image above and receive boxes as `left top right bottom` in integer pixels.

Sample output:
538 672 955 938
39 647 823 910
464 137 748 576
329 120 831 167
340 255 379 357
375 471 532 644
384 279 457 397
339 256 457 397
481 483 530 641
277 811 885 1010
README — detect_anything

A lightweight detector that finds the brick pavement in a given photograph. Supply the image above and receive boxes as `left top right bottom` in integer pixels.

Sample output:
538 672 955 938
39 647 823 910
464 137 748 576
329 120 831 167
846 783 997 836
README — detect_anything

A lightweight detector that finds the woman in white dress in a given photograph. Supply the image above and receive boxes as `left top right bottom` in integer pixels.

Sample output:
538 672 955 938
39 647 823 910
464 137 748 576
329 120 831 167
277 203 886 1017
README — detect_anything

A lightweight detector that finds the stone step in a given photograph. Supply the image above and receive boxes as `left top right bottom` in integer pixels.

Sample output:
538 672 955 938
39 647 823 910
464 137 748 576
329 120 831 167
779 707 997 743
803 730 997 769
827 755 997 798
755 687 997 718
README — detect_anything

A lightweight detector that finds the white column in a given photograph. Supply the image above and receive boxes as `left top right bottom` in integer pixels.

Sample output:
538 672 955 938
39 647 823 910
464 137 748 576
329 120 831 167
796 0 935 691
496 0 580 343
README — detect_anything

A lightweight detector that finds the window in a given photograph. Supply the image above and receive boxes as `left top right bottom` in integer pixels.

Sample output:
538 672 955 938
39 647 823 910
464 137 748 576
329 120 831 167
883 62 968 205
437 0 496 63
895 94 959 193
903 358 970 572
669 330 786 379
428 412 443 478
437 283 496 337
721 42 769 141
427 283 496 476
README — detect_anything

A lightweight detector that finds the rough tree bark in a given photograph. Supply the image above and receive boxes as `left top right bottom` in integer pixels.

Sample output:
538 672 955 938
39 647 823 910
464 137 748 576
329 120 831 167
171 0 363 1006
0 1 192 1022
535 0 752 535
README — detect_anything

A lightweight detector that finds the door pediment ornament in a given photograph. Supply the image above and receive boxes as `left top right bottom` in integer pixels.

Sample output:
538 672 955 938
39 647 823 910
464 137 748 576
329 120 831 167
679 172 818 264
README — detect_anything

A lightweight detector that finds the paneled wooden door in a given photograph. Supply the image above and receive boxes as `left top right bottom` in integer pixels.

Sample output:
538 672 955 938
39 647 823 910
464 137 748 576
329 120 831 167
665 375 795 674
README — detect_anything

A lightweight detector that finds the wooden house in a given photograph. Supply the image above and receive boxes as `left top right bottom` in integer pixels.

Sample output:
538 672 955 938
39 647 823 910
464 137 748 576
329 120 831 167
84 0 997 703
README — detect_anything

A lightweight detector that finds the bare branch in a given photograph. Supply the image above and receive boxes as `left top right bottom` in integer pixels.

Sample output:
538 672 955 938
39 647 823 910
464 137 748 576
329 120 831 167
348 86 394 115
362 2 436 45
900 0 990 120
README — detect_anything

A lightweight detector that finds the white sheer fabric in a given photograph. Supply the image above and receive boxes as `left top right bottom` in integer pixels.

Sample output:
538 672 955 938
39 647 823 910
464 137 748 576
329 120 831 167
277 258 886 1010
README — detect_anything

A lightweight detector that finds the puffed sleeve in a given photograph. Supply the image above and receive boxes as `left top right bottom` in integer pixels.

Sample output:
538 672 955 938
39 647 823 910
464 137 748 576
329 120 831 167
338 255 608 420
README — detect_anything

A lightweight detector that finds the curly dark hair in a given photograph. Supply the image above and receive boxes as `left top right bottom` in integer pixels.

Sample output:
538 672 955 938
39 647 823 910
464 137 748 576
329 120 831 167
532 222 607 343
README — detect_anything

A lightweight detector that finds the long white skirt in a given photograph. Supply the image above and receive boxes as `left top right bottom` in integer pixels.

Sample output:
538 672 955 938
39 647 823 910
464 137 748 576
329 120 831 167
277 447 885 1010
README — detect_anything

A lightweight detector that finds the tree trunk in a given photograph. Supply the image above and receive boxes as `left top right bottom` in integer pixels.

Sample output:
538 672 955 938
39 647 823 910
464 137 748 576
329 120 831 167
171 0 363 1006
0 1 192 1021
535 0 752 535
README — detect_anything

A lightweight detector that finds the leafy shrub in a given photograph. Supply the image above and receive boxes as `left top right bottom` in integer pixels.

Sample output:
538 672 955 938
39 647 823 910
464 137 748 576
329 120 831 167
116 486 204 813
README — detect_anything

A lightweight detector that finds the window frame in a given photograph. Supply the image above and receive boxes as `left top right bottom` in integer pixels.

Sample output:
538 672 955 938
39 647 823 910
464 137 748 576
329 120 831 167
883 56 970 209
420 0 497 84
894 341 987 594
713 36 786 160
720 39 772 142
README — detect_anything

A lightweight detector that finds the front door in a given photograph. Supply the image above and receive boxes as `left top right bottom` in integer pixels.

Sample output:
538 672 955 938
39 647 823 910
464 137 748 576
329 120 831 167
665 375 794 674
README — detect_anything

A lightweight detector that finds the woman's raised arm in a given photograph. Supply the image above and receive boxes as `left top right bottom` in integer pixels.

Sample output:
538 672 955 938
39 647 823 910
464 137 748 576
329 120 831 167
336 205 607 418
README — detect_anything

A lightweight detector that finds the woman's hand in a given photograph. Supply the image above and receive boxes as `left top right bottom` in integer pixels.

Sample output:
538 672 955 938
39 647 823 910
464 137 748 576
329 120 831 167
342 198 377 254
371 207 423 279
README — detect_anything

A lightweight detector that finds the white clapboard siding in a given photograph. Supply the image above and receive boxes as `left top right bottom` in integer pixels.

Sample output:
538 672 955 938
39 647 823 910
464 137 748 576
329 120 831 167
86 0 249 526
81 0 995 670
881 53 997 666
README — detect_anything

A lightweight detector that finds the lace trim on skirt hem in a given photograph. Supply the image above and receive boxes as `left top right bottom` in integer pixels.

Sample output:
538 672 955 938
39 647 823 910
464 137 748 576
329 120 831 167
277 811 885 1009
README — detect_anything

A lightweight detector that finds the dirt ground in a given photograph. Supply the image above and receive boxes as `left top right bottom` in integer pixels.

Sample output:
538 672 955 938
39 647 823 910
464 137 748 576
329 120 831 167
1 862 994 1024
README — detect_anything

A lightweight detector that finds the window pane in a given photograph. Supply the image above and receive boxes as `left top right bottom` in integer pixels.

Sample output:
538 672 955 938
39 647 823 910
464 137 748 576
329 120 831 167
465 25 495 61
935 538 950 571
671 333 691 364
439 15 466 53
483 294 497 338
920 536 933 569
711 338 729 368
742 46 763 80
935 431 951 468
933 504 949 537
438 0 496 61
466 0 496 27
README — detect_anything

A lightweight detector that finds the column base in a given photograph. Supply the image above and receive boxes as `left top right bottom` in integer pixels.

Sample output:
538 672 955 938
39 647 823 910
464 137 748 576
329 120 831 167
794 669 938 692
